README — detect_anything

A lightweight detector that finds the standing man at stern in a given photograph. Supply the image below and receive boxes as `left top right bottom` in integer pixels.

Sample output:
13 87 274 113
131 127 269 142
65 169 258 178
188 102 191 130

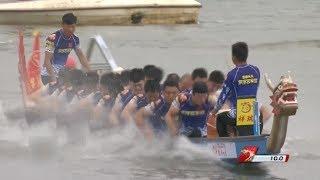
41 13 90 85
211 42 260 137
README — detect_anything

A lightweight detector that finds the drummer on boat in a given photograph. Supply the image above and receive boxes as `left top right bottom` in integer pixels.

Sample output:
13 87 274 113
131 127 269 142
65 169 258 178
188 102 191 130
41 13 90 85
211 42 261 137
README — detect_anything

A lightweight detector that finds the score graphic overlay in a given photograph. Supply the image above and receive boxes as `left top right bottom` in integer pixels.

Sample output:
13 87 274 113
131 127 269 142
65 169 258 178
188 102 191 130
238 146 289 163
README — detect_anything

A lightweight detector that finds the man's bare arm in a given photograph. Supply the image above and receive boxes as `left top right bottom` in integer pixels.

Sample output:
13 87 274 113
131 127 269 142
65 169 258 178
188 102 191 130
121 98 137 122
93 102 105 122
109 96 122 125
135 108 154 138
135 108 148 128
44 52 56 82
135 104 153 129
165 106 179 136
75 48 90 72
109 108 120 126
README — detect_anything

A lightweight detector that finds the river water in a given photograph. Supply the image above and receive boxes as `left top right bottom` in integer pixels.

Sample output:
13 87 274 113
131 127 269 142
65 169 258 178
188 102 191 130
0 0 319 179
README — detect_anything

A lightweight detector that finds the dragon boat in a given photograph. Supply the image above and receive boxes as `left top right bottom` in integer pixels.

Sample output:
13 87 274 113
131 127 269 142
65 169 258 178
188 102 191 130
17 32 298 163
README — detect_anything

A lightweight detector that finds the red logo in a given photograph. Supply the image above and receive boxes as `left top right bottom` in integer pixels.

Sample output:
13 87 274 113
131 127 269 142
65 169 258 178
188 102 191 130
238 146 258 163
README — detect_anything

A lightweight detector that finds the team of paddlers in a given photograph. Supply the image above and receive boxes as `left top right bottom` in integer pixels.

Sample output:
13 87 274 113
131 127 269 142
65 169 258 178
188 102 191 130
24 13 272 139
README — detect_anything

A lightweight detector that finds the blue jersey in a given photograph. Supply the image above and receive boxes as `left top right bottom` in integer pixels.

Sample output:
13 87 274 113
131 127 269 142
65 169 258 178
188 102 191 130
99 96 115 110
182 88 192 94
119 90 134 111
136 95 148 110
65 89 76 103
145 98 171 132
86 91 103 106
214 64 260 117
41 29 80 76
125 94 149 111
173 94 211 137
83 91 103 106
92 91 103 106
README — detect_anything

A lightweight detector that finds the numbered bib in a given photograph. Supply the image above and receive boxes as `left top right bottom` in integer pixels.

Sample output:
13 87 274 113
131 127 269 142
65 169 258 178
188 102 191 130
236 97 255 126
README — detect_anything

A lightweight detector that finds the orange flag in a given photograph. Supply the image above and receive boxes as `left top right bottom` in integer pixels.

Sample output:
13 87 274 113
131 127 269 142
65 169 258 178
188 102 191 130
26 31 42 94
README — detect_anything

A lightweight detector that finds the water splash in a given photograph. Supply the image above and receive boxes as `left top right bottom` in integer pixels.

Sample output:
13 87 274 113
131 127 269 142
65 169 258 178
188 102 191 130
0 99 216 161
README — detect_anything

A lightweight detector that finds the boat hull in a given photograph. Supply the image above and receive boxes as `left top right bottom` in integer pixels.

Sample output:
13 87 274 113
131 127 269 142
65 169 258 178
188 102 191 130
191 135 269 163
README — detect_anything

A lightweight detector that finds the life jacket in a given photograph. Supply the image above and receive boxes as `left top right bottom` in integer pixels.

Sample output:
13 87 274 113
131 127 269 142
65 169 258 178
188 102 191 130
179 95 210 137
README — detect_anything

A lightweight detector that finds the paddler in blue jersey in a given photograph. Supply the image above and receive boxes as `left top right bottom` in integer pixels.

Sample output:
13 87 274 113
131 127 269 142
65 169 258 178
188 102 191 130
67 71 101 109
165 81 212 138
211 42 260 137
135 80 179 137
57 69 85 104
165 73 180 84
143 65 164 83
115 69 134 110
182 68 208 94
41 13 90 85
179 73 192 92
121 66 164 122
92 72 123 129
121 80 161 122
109 68 145 125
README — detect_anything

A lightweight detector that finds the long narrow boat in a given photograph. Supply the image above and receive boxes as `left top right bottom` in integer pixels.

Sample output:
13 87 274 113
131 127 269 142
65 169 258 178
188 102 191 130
0 0 201 25
18 33 298 164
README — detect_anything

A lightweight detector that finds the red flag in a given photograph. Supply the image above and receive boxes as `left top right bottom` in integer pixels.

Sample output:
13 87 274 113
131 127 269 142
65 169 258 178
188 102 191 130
18 31 29 103
26 31 42 94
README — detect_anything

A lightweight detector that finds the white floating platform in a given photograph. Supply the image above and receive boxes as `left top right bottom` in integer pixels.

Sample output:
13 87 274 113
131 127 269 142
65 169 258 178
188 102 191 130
0 0 201 25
